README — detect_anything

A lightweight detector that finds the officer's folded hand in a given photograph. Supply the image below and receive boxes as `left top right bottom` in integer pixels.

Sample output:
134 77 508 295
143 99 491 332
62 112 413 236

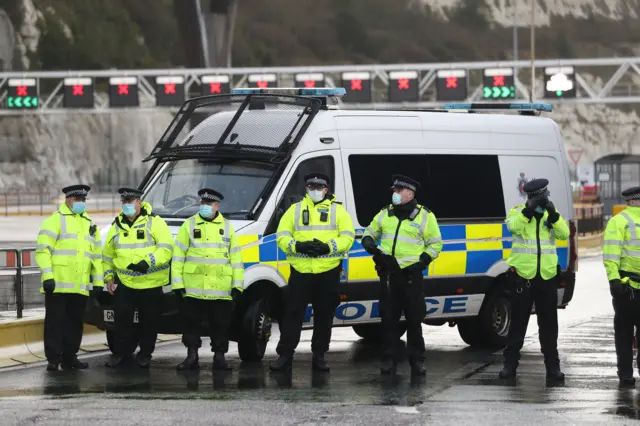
609 279 627 297
231 288 242 304
311 239 331 256
43 279 55 294
419 253 431 270
127 260 150 272
173 288 185 298
361 236 381 256
295 241 315 255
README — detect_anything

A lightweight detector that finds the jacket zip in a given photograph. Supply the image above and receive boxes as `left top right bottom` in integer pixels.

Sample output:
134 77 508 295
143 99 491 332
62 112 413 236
391 219 403 257
535 215 541 277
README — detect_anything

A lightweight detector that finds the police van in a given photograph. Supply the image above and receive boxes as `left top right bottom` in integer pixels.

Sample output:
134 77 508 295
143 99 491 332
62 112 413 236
86 88 578 361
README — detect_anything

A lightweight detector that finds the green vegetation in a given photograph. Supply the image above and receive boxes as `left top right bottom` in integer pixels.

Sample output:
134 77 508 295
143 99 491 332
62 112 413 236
3 0 640 69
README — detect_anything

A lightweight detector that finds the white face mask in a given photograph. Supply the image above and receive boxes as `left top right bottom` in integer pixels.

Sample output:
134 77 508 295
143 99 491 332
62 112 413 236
392 192 403 205
308 190 324 203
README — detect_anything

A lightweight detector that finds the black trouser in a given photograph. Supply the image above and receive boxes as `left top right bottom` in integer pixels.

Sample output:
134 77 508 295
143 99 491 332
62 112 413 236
276 266 341 358
44 293 87 363
113 284 164 357
380 268 426 363
503 274 559 369
612 292 640 378
181 297 234 353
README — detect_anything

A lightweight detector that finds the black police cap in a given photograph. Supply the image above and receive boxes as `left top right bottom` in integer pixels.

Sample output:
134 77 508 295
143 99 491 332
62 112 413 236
118 187 144 201
622 186 640 201
198 188 224 202
304 172 330 188
391 174 420 192
522 178 549 196
62 184 90 198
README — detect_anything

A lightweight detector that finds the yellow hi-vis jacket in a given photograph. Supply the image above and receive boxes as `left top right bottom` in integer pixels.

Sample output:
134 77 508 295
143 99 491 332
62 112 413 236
506 204 569 280
603 206 640 289
35 203 104 295
102 202 174 289
171 213 244 300
363 204 443 269
277 194 355 274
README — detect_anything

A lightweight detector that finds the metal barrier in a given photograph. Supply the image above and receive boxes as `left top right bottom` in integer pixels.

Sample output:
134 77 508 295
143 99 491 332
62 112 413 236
0 248 42 318
574 203 605 235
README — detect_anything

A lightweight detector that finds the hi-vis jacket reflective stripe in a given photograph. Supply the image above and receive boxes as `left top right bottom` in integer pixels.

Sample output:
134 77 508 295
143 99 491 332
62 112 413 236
603 206 640 289
363 204 443 269
171 213 244 300
35 203 104 296
277 194 355 274
506 204 569 280
102 202 174 290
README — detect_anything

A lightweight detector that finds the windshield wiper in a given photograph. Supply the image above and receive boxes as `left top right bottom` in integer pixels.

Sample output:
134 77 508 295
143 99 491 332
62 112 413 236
222 211 253 219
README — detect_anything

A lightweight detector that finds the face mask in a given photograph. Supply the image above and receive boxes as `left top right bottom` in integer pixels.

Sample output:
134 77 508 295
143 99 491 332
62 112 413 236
200 205 213 218
71 202 86 214
535 206 545 213
122 203 137 217
308 190 324 203
392 193 403 206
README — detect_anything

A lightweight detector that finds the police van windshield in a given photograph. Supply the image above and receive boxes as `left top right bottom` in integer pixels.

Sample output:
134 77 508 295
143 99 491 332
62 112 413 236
142 159 274 219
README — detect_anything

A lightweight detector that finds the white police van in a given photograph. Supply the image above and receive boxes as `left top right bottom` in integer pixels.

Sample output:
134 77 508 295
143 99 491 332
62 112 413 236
87 88 577 360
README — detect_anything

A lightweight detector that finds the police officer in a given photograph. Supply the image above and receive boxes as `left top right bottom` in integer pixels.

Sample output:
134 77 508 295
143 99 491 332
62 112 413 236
270 173 355 372
361 175 443 376
35 184 104 371
102 188 174 368
172 188 244 371
603 186 640 386
499 178 568 382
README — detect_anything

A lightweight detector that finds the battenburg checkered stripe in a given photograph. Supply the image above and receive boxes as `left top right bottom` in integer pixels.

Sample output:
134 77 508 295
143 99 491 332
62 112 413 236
306 177 327 186
393 180 416 191
65 189 88 196
200 192 221 201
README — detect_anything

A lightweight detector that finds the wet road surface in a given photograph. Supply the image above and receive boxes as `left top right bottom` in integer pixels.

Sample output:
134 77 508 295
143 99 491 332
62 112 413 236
1 256 639 425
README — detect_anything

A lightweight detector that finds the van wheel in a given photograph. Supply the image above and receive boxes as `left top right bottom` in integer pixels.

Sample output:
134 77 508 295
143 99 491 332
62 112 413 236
457 292 511 349
238 299 272 362
352 323 407 342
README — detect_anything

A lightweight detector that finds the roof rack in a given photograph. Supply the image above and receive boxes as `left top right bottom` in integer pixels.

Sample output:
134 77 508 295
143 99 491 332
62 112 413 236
231 87 346 97
442 102 553 115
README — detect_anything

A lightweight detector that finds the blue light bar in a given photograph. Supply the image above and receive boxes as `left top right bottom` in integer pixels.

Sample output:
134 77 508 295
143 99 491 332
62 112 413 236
231 87 346 97
443 103 553 112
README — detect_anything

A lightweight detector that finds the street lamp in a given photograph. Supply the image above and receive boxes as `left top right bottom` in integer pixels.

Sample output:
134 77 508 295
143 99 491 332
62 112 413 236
530 0 536 102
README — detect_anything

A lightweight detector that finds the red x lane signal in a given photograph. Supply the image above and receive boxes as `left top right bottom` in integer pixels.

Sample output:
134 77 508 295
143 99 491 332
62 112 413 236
209 83 221 94
493 75 505 87
164 83 176 95
304 80 316 88
118 84 129 95
72 85 84 96
397 79 410 90
16 86 27 96
256 81 269 89
350 79 363 91
445 77 458 88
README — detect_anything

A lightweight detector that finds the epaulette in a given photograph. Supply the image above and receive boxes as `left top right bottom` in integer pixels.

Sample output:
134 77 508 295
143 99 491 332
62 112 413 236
331 200 343 205
418 205 431 213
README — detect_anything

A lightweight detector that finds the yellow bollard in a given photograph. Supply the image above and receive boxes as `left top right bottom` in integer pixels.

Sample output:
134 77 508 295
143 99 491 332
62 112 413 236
613 204 627 216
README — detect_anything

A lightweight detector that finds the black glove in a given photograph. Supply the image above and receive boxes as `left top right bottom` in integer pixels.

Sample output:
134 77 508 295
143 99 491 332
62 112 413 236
311 239 331 256
127 260 150 273
43 279 55 294
528 195 547 210
173 288 185 298
546 201 560 223
295 241 315 255
419 253 432 269
361 236 381 256
610 279 627 297
231 288 242 303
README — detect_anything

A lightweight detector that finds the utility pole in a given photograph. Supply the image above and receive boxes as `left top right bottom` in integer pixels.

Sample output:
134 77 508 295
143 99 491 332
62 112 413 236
530 0 536 102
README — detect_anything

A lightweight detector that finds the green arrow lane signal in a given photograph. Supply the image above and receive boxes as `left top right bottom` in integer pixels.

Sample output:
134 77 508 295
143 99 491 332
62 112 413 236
24 97 31 108
483 87 492 98
501 86 510 98
7 97 13 108
492 86 500 98
15 97 22 108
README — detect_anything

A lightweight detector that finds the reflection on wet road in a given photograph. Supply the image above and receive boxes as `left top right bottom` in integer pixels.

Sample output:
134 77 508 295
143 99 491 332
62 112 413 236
0 256 639 424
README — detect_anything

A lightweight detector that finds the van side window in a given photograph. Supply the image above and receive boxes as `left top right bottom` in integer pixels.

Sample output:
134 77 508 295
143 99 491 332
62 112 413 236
263 156 335 236
349 154 506 225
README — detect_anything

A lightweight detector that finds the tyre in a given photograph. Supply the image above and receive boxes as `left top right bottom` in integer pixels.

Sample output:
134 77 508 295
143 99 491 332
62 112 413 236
238 298 272 362
352 322 407 342
457 292 511 349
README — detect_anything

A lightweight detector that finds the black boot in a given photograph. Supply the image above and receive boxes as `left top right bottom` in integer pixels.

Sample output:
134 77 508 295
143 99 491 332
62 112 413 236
61 356 88 370
545 363 565 383
619 376 636 386
46 361 59 372
269 355 293 372
380 359 397 375
213 352 231 371
499 364 517 379
105 354 127 368
410 359 426 376
312 353 330 372
136 353 152 369
176 348 199 371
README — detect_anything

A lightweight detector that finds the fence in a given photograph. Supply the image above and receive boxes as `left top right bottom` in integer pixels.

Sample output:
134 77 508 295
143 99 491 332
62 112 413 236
0 248 42 318
574 203 605 236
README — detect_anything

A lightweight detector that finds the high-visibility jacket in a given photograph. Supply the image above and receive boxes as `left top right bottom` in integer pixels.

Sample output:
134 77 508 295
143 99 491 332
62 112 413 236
277 194 355 274
363 203 443 269
171 213 244 300
603 206 640 289
506 204 569 280
102 202 174 289
35 203 104 296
